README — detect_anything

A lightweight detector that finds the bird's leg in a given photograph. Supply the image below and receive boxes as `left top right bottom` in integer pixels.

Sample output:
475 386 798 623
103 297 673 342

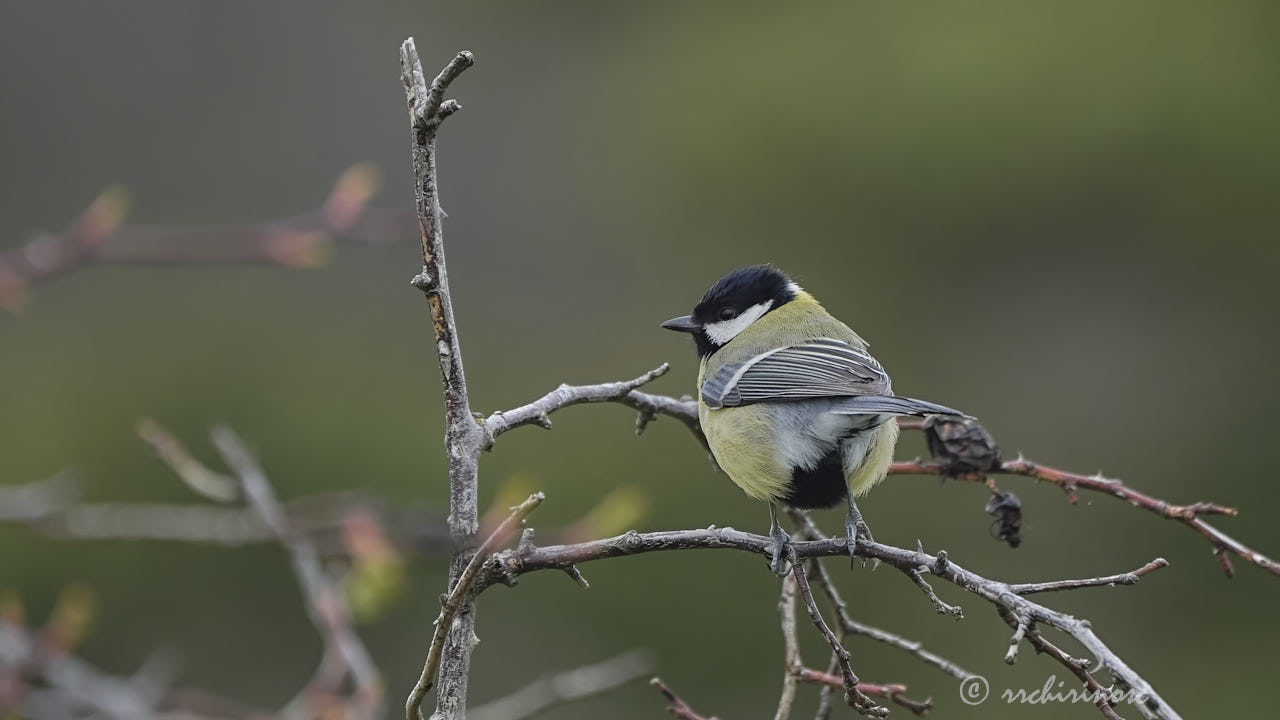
767 502 792 577
845 492 874 567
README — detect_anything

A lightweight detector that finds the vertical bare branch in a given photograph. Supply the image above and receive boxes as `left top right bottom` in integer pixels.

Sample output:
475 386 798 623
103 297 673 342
398 38 480 720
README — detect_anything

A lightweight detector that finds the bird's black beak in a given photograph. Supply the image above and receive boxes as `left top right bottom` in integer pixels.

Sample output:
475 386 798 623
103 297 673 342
661 315 699 333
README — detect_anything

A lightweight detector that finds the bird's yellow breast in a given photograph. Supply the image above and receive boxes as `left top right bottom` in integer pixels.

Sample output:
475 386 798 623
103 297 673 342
697 400 791 501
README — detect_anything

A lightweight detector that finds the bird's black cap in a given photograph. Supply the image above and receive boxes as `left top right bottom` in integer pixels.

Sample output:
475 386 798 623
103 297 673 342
662 265 798 356
694 265 794 320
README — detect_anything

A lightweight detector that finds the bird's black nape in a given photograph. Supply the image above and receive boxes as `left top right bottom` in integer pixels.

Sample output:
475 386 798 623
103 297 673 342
686 265 797 356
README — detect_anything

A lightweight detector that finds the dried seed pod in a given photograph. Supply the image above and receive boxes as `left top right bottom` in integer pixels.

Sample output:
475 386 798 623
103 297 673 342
923 416 1002 475
985 491 1023 548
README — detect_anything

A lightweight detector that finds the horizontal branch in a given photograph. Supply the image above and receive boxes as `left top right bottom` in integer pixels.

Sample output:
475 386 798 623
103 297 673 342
482 526 1180 720
481 365 671 443
890 456 1278 580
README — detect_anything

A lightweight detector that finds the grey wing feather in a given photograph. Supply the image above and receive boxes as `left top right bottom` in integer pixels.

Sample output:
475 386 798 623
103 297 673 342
829 395 967 418
702 339 968 417
702 339 891 409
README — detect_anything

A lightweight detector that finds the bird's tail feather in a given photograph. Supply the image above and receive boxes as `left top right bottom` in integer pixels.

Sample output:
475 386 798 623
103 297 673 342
831 395 967 418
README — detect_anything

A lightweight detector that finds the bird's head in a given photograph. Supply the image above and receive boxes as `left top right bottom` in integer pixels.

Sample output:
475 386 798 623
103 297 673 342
661 264 799 356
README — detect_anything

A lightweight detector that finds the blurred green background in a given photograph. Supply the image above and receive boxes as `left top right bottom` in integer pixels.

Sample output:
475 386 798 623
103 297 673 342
3 1 1279 718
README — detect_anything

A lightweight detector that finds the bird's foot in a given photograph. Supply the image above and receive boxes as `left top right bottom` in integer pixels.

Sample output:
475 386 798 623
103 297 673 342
845 501 878 570
769 524 792 577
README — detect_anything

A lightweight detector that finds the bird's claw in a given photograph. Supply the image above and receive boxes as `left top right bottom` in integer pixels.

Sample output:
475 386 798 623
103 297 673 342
769 525 792 577
845 500 877 570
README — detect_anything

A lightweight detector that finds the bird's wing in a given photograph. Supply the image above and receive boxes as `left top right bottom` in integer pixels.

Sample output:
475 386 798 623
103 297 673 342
701 338 893 409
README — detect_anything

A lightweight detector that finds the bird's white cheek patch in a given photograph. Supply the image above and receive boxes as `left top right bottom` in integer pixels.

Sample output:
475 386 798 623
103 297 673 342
704 301 773 345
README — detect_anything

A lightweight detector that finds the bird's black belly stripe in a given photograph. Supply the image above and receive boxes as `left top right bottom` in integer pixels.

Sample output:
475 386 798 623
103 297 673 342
784 451 847 509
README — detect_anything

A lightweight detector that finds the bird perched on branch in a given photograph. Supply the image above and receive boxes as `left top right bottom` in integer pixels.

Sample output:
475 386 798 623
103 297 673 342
662 265 968 575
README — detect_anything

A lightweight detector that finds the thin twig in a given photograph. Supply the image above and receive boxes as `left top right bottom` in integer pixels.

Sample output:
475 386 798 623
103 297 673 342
1009 558 1169 595
906 567 964 619
1004 617 1031 665
650 677 718 720
789 551 885 717
406 493 544 720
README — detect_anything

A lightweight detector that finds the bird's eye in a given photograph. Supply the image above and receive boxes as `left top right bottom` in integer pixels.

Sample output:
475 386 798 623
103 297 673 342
719 307 738 321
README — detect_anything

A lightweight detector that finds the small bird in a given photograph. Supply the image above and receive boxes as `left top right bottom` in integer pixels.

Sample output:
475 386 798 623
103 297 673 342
662 265 968 575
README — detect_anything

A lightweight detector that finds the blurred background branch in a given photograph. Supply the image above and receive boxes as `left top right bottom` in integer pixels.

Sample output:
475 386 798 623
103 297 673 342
0 163 416 313
0 422 657 720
